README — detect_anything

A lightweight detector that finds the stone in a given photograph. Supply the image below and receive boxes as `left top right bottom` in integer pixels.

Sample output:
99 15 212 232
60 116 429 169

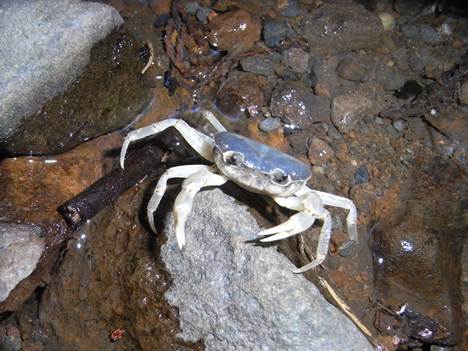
282 47 310 74
0 223 44 302
215 73 265 118
206 9 261 50
331 82 392 133
307 137 335 165
161 189 373 351
279 0 300 18
336 55 368 82
301 1 384 54
0 0 146 155
262 21 292 48
0 132 121 313
270 82 331 127
258 117 281 132
240 52 280 77
354 165 370 184
459 81 468 105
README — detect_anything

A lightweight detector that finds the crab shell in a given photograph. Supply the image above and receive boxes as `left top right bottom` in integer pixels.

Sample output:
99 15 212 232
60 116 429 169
213 132 311 197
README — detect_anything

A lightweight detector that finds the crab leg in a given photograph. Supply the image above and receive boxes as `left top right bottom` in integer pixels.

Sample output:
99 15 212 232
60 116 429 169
173 168 227 249
314 190 358 246
200 110 227 132
293 211 332 274
259 190 339 273
120 119 215 169
147 165 211 233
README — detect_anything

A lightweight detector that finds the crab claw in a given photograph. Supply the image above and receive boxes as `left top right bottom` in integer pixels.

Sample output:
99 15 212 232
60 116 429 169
258 212 316 242
120 138 130 170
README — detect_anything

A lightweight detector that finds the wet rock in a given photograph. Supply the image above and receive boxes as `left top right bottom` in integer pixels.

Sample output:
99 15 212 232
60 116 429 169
372 158 467 346
307 137 335 165
459 81 468 105
354 165 370 184
258 117 281 132
38 182 200 350
0 132 120 313
0 224 44 302
282 47 310 74
301 1 384 54
336 55 368 82
279 0 300 18
206 9 261 51
161 189 373 351
270 82 331 127
183 1 200 15
262 21 292 48
240 52 280 77
331 82 392 133
0 0 151 155
311 55 355 98
196 6 212 24
401 24 444 45
215 73 265 118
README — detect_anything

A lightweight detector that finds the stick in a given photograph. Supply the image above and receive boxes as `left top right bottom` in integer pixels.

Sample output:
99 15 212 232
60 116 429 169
58 142 167 229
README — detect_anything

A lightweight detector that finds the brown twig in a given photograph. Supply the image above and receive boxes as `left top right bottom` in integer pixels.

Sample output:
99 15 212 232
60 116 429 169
58 143 168 229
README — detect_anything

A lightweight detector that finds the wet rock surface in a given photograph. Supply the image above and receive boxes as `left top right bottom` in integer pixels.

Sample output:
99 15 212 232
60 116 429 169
0 0 151 155
0 132 121 313
0 0 467 350
270 82 331 127
206 9 261 51
162 189 373 351
0 224 44 303
301 0 384 54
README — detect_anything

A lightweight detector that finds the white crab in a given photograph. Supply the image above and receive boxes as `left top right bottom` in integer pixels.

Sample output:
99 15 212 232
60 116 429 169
120 110 358 273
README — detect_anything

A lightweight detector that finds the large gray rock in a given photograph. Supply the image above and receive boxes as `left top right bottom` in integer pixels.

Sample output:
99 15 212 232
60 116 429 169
0 0 123 147
161 189 373 351
0 223 44 302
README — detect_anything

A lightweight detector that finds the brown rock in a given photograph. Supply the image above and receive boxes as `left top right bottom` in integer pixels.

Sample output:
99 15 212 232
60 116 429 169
331 82 392 133
206 9 261 51
270 82 331 127
215 73 266 118
0 132 121 313
307 137 335 165
38 181 201 350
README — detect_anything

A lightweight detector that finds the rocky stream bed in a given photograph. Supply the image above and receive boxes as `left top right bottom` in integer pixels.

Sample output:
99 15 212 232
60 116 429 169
0 0 467 350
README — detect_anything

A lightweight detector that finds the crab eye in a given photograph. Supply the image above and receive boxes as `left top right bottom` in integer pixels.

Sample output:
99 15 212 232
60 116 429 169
271 169 290 185
224 152 244 166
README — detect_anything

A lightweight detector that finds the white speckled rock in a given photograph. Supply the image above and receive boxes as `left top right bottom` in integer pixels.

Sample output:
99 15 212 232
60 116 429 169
0 223 44 302
161 189 373 351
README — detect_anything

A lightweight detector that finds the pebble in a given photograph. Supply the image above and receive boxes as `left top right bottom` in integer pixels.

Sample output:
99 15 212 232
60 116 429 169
262 21 291 48
307 138 335 165
184 1 200 15
270 82 331 127
335 56 367 82
459 81 468 105
392 120 406 132
280 0 300 18
354 165 370 184
240 53 280 77
258 117 281 133
281 48 310 74
206 9 261 50
378 12 395 31
196 6 212 24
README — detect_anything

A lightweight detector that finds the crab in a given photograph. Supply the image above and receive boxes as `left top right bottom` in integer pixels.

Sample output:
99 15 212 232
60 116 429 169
120 110 358 273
